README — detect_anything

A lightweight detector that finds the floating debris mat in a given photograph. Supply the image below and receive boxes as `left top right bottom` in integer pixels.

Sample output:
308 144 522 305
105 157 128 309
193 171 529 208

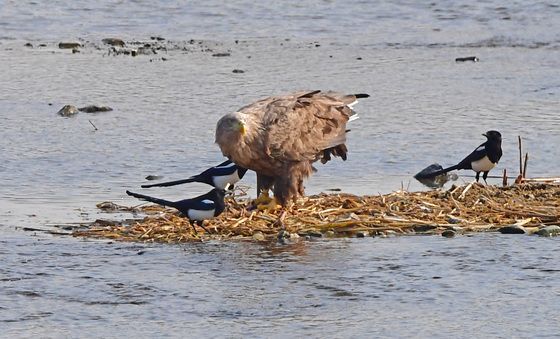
73 183 560 243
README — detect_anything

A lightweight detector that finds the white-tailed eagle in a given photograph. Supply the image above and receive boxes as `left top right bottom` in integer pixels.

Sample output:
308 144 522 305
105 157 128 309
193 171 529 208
215 90 368 206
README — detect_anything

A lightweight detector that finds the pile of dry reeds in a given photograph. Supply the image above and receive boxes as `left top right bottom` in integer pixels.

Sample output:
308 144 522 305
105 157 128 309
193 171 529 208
73 182 560 243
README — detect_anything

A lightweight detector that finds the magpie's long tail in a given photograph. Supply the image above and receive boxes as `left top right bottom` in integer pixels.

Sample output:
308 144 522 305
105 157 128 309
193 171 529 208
141 177 196 188
414 164 460 179
126 190 176 208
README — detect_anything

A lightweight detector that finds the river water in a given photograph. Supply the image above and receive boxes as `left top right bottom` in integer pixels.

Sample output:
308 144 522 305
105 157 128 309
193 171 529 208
1 1 559 337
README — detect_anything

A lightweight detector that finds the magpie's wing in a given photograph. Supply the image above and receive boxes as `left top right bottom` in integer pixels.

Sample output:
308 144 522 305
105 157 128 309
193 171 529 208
174 197 216 212
201 159 238 176
457 142 488 168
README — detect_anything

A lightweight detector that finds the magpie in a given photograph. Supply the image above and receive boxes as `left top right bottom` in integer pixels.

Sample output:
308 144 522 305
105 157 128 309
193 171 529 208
141 160 248 190
126 187 229 233
414 130 503 184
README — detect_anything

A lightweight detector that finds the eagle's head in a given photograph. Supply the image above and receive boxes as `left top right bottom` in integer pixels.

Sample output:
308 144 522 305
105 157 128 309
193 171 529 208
216 113 246 139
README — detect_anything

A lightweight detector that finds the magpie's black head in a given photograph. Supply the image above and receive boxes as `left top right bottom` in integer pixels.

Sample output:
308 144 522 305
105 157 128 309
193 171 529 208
483 130 501 141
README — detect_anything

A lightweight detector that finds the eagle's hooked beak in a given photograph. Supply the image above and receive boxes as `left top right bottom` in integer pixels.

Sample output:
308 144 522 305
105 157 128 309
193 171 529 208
237 121 246 135
482 132 487 137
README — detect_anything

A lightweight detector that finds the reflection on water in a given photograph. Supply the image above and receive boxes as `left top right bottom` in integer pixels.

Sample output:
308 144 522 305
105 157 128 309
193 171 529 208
1 234 559 337
1 0 560 337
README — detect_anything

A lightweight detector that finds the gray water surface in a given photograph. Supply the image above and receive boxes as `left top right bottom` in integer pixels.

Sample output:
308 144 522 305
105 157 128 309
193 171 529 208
1 1 559 337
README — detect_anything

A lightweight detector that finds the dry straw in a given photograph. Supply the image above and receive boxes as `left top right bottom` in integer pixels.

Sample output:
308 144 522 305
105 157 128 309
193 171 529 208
74 182 560 243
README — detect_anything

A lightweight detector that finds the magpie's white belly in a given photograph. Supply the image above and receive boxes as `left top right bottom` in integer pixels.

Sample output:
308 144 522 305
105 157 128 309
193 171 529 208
187 209 216 221
471 156 496 172
213 172 240 189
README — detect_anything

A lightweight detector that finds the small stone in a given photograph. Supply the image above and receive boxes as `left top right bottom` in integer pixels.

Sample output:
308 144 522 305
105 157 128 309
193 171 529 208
277 230 290 240
145 175 162 181
58 42 81 49
95 202 121 211
382 230 397 237
300 229 322 238
412 224 438 233
72 48 80 53
24 42 33 48
252 232 265 241
445 225 463 232
324 230 335 237
212 52 231 57
356 231 369 238
135 47 155 55
232 69 245 73
536 225 560 237
455 56 479 62
57 105 79 117
289 233 300 240
441 230 456 238
102 38 125 47
447 216 466 224
78 105 113 113
498 225 526 234
131 50 137 57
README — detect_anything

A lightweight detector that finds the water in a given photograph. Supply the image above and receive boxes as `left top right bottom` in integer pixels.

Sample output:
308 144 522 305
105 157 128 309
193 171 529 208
1 1 559 337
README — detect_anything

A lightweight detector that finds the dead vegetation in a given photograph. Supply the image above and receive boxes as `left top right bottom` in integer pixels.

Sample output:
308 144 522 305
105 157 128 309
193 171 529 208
73 182 560 243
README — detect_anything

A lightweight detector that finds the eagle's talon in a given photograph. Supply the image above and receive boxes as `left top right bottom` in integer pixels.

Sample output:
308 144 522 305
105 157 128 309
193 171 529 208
273 210 287 229
253 191 280 212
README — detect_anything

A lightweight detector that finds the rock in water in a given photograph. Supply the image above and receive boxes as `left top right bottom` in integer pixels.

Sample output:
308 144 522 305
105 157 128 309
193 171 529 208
102 38 125 47
412 224 438 233
536 225 560 237
252 232 265 241
455 56 479 62
355 231 369 238
59 42 81 49
78 105 113 113
498 225 526 234
57 105 79 117
441 230 456 238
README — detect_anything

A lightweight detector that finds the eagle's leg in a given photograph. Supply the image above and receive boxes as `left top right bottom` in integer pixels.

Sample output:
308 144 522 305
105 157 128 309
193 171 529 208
475 172 481 182
254 174 278 211
256 174 274 197
273 208 287 229
297 177 305 197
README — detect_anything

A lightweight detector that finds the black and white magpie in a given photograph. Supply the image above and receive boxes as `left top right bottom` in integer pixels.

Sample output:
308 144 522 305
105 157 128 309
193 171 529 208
141 160 248 189
126 187 228 233
415 130 503 183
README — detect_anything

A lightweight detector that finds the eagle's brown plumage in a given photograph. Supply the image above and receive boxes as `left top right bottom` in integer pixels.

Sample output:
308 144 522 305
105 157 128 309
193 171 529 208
215 90 368 206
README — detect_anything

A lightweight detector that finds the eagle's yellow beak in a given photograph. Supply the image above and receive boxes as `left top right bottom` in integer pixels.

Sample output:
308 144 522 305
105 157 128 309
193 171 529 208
237 121 246 135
